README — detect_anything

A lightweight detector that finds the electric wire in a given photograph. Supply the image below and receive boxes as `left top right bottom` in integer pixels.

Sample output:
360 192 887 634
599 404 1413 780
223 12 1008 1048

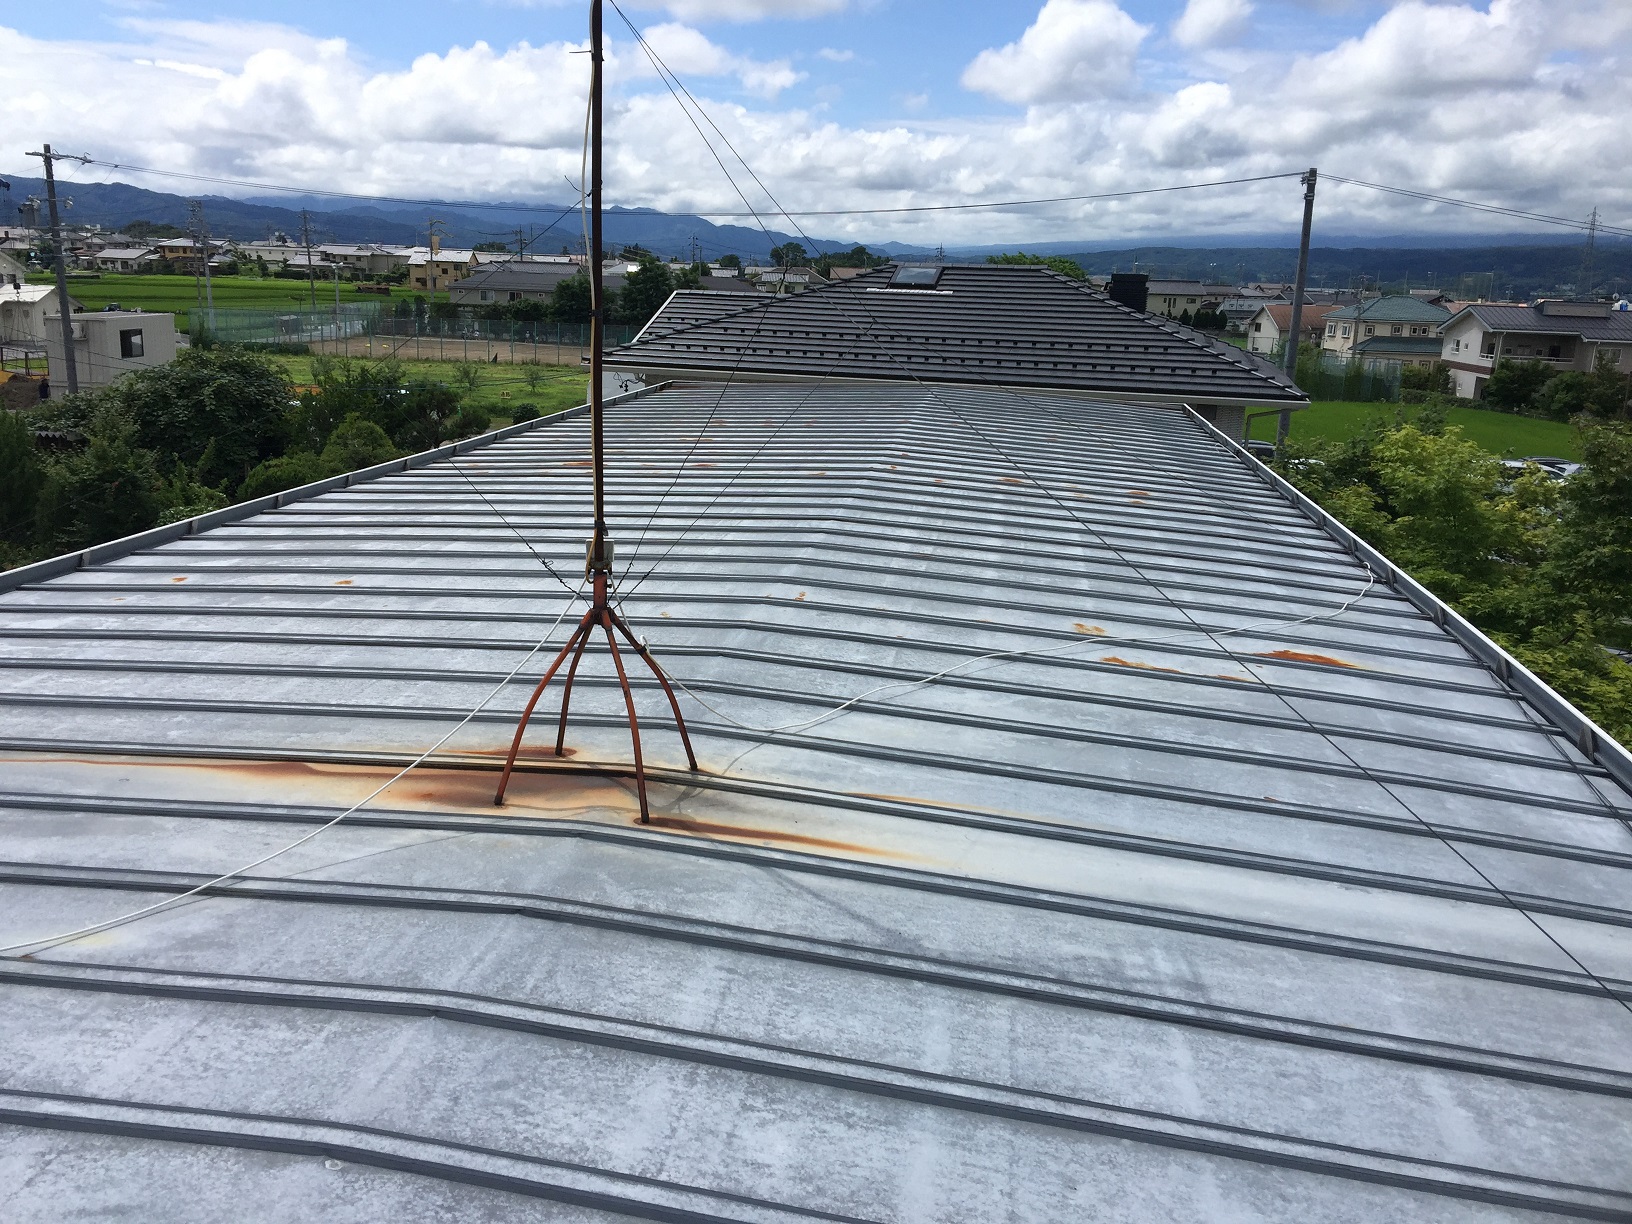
0 576 587 957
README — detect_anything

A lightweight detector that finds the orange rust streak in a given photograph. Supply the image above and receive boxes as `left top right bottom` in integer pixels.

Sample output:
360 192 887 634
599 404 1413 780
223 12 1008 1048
1100 655 1184 674
334 580 354 586
1128 490 1151 497
171 577 188 583
691 462 717 468
1255 649 1363 669
999 477 1025 485
643 814 887 857
1072 623 1105 635
794 592 807 601
1213 674 1257 683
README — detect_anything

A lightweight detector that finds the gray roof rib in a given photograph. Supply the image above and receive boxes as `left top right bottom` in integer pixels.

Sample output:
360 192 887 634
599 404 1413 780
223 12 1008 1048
612 264 1307 405
2 385 1631 1221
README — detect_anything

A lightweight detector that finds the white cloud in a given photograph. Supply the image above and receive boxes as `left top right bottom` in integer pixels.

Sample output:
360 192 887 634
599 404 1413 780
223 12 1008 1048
816 47 855 62
630 0 850 21
3 0 1629 248
960 0 1149 105
1171 0 1254 50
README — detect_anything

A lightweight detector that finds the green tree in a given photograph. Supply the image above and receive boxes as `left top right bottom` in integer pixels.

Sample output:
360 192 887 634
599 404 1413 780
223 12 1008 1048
549 273 593 325
0 410 44 550
238 452 326 501
474 241 511 253
447 403 492 439
35 408 165 552
395 381 463 452
1484 357 1553 415
716 253 742 269
1535 355 1631 421
318 414 399 475
452 362 484 395
769 242 809 268
614 258 675 327
986 251 1087 280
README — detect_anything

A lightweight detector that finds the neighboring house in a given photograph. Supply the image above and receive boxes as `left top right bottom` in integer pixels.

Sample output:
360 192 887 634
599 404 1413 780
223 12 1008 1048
611 262 1306 438
407 243 479 292
94 247 158 274
315 244 408 277
752 266 828 294
44 309 179 391
1245 303 1337 356
236 241 306 269
1440 299 1632 399
1321 296 1451 360
448 261 624 306
1146 279 1207 317
0 250 29 288
1 284 83 347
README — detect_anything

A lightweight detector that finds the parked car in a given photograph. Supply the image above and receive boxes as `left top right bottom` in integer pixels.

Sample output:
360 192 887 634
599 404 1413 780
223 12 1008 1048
1244 439 1275 462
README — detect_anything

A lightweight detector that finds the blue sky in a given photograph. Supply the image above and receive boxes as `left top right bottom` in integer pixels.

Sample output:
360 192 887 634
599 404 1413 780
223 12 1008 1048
4 1 1627 245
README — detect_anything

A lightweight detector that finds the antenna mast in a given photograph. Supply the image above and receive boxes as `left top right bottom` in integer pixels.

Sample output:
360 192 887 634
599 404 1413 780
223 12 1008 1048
494 0 697 820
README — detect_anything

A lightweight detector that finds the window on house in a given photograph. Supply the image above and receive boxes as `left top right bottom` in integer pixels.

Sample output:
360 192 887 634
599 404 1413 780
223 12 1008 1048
1483 341 1497 357
1392 325 1403 335
1365 326 1374 336
480 291 493 302
1341 325 1351 337
1605 349 1623 367
1548 345 1561 360
1253 322 1262 332
1326 324 1336 336
1453 339 1462 352
119 329 144 359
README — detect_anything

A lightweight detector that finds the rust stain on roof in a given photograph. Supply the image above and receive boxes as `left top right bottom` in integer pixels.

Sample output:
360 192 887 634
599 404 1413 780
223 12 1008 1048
1072 623 1106 635
1213 673 1257 683
794 592 807 601
1128 489 1151 498
561 459 592 468
1101 655 1184 674
1255 649 1363 669
170 577 188 583
643 814 900 859
334 580 354 586
691 462 718 468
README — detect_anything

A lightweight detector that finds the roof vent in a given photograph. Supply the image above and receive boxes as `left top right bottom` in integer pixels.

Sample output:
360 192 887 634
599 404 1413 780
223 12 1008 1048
889 266 943 288
1537 299 1611 318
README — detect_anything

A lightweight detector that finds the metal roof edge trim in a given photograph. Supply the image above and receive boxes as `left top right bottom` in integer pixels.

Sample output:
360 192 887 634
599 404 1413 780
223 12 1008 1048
0 383 671 596
604 365 1306 408
1184 405 1632 789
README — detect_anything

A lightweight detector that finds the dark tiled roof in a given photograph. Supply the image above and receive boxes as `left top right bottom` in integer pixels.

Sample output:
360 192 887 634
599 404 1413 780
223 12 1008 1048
1454 304 1632 342
1352 335 1444 357
610 264 1306 405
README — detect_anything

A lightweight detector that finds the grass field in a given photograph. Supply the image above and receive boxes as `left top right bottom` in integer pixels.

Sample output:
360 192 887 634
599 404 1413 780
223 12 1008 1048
266 355 588 417
1246 400 1581 460
29 273 440 333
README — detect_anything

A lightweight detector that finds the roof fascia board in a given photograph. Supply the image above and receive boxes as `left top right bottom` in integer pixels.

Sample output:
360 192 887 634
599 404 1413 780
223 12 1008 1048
1185 405 1632 789
606 364 1306 408
0 383 670 596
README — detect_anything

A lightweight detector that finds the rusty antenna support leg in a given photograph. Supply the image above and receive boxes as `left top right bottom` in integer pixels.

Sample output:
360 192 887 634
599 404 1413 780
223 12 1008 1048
494 569 698 822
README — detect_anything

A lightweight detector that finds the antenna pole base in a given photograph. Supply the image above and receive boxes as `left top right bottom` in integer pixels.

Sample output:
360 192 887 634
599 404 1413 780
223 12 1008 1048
494 570 697 822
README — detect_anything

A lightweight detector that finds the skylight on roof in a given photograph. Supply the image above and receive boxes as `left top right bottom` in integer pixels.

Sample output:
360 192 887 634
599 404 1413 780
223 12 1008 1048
889 266 943 288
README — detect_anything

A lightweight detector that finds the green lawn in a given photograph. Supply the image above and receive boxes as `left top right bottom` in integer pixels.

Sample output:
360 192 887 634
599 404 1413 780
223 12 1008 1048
1247 400 1580 460
30 273 439 333
266 354 588 417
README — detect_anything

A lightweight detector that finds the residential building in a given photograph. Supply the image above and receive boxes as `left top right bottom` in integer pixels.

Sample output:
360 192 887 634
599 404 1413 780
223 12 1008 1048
751 266 828 293
0 250 28 288
1245 302 1337 356
0 226 38 255
1440 299 1632 399
315 244 408 278
1321 296 1451 360
1145 278 1207 317
1 283 83 347
407 241 479 293
44 309 178 391
448 261 626 306
610 263 1305 438
2 381 1629 1221
93 247 158 274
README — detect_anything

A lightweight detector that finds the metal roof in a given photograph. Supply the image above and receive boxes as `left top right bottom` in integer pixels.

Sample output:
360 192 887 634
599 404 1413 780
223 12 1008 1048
1326 297 1454 325
1452 304 1632 343
2 384 1632 1221
611 264 1307 406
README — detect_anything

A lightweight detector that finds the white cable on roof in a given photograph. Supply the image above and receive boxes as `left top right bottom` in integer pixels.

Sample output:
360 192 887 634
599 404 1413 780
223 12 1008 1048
0 580 586 958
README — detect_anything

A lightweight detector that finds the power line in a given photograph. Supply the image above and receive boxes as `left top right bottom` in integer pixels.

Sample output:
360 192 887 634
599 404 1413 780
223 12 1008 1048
1325 175 1632 239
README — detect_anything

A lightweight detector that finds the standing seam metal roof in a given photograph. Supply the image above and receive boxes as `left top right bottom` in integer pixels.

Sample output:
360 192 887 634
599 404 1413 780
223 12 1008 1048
1 384 1630 1221
613 264 1307 405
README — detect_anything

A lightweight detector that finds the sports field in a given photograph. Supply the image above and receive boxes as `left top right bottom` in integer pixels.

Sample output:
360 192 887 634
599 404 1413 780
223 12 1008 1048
1246 400 1580 460
28 273 438 332
266 355 587 418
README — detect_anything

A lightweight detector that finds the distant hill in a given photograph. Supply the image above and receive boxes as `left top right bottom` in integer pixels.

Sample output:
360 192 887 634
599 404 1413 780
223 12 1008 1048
1053 243 1630 299
0 176 919 262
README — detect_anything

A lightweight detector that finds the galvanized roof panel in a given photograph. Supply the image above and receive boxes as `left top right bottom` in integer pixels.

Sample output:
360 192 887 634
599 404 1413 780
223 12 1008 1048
2 384 1631 1222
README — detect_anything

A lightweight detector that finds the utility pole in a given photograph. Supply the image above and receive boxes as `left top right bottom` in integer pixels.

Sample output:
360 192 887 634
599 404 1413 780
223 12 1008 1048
1279 166 1317 449
300 210 317 309
1581 206 1599 298
26 144 90 396
589 0 608 575
188 200 216 334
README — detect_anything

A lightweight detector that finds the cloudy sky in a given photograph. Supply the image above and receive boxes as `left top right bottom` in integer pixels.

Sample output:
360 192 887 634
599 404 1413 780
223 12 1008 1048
3 0 1627 246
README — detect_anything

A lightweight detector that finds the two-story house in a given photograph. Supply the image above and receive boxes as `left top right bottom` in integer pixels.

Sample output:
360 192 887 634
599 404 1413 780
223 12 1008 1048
1439 300 1632 399
1145 279 1207 318
1245 302 1337 357
1321 296 1451 362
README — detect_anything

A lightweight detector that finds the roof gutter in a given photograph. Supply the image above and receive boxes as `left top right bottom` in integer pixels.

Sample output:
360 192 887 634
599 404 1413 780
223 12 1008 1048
1185 405 1632 791
0 382 673 596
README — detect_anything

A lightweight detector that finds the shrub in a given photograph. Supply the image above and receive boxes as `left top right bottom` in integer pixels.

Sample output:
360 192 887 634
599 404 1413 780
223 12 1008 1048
238 452 325 501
